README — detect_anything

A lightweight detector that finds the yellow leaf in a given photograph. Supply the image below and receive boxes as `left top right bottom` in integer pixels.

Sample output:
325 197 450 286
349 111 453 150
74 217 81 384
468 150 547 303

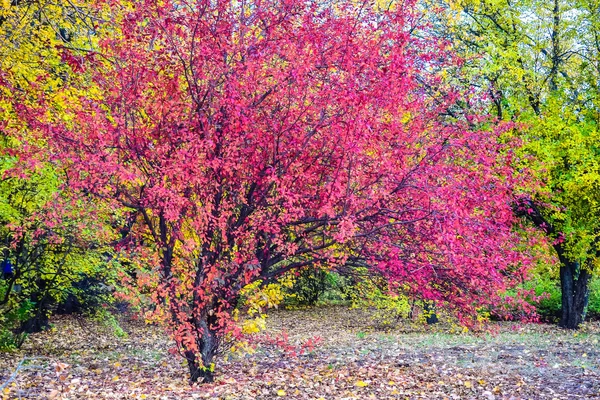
464 381 472 388
277 390 286 396
355 380 368 387
388 380 396 385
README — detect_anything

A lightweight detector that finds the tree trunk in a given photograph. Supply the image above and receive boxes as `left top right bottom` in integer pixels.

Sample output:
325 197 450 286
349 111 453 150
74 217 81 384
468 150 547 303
184 316 219 383
424 301 438 324
512 199 592 330
559 261 590 329
17 280 51 335
185 350 215 383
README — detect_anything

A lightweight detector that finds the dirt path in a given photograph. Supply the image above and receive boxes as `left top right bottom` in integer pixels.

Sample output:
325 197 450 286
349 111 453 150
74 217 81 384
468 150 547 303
1 307 599 399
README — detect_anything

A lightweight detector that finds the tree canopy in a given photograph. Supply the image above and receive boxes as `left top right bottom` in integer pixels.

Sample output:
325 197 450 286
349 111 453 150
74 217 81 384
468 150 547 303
0 0 540 381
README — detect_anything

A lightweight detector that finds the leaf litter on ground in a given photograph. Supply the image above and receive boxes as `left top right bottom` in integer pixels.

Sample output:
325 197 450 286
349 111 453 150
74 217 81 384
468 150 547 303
0 306 599 399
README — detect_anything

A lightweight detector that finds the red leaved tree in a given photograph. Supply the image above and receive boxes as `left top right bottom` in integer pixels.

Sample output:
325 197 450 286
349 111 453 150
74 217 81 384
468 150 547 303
11 0 532 382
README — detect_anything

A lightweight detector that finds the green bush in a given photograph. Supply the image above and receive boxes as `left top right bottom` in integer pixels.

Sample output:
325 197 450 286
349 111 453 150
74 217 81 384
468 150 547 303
524 275 600 321
0 293 34 350
346 278 412 330
529 276 562 320
284 269 347 306
0 328 26 351
588 278 600 318
281 268 412 329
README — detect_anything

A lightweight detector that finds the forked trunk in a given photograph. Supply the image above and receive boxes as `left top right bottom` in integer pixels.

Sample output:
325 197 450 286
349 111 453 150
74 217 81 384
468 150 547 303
559 261 590 330
183 315 219 383
185 349 215 383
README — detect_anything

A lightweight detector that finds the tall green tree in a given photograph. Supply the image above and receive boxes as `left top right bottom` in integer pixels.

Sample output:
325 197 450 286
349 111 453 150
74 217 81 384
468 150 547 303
0 0 119 345
0 154 114 342
436 0 600 328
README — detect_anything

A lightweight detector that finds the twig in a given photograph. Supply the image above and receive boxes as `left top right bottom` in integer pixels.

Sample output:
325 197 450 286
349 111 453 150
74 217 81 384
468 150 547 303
0 356 51 392
0 357 28 392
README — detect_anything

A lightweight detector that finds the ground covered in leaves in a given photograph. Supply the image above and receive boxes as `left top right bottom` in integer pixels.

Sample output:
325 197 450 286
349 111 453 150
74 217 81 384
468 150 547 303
1 306 599 399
